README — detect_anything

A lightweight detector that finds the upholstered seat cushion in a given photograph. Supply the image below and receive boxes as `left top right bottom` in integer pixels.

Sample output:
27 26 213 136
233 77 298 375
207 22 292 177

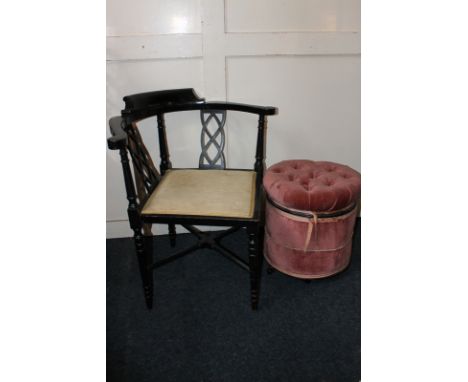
263 160 361 212
142 169 256 218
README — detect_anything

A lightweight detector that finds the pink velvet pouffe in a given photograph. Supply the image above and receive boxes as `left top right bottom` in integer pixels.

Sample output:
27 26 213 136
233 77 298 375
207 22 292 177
263 160 361 279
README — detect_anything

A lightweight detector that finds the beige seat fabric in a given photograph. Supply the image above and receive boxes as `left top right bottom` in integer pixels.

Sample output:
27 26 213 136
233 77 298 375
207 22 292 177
142 169 257 218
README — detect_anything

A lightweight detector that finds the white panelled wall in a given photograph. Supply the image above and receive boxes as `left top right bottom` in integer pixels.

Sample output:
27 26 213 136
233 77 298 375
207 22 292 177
106 0 361 238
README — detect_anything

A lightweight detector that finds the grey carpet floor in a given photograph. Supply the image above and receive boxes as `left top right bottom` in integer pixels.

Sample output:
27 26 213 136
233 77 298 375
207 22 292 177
107 219 360 382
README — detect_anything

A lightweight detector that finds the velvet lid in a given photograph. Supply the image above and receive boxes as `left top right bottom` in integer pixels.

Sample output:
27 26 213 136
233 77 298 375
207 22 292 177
263 160 361 212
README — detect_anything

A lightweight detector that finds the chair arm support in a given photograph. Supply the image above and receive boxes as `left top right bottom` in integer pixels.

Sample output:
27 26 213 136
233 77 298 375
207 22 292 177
107 116 128 150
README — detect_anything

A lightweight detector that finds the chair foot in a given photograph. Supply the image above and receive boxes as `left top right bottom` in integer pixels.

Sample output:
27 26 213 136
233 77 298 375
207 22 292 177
247 227 262 310
144 286 153 310
134 231 154 310
168 224 176 248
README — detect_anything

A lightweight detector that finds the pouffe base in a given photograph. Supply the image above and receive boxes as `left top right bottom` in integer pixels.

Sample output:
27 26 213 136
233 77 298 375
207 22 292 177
264 203 357 280
264 241 353 279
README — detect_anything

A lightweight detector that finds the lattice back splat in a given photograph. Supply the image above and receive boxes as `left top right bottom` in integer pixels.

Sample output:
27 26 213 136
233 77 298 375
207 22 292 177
199 110 226 169
126 121 160 197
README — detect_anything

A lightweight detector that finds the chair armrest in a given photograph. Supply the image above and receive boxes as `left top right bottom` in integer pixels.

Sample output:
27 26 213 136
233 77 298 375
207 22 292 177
204 102 278 116
124 101 278 117
107 116 128 150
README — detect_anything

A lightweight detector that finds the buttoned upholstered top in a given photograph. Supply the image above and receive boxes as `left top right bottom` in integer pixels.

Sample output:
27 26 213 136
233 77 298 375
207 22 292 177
263 160 361 213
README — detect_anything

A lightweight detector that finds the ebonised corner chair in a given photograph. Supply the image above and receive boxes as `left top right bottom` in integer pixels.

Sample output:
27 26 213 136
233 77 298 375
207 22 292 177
107 88 277 310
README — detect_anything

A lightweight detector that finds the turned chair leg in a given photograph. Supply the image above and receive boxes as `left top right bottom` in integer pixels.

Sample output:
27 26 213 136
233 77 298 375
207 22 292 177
134 228 154 309
168 223 176 247
247 226 262 310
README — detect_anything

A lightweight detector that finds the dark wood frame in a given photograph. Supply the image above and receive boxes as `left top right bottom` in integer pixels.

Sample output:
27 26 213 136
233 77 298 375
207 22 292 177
107 88 277 310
